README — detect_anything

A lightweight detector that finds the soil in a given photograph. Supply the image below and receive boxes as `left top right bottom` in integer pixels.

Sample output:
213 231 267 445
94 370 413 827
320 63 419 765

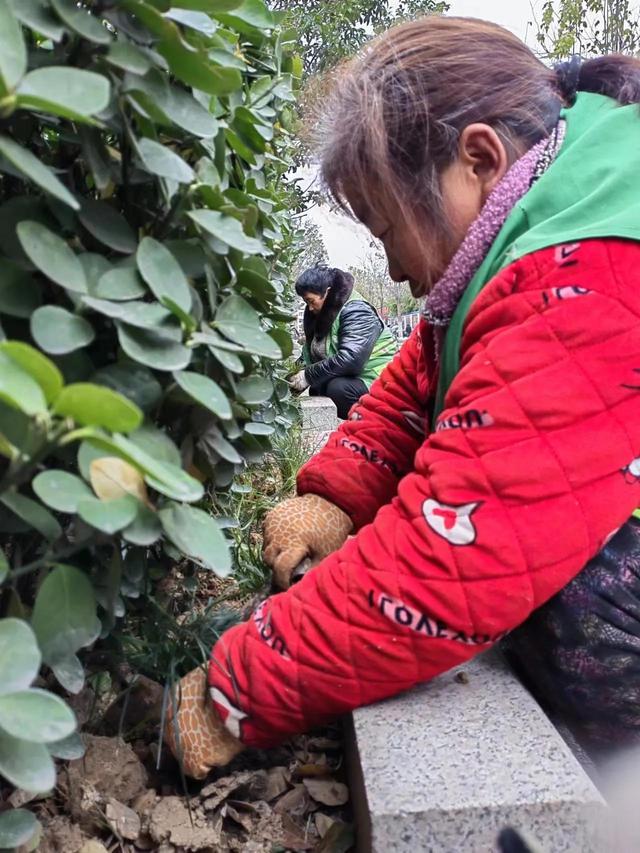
14 693 353 853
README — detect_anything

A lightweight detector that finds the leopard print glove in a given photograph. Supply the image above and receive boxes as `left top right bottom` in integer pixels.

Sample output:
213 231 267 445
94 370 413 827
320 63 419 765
164 667 243 779
262 493 353 590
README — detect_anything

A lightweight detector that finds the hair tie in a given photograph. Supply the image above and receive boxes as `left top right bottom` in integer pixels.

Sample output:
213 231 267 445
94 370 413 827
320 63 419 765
555 54 582 106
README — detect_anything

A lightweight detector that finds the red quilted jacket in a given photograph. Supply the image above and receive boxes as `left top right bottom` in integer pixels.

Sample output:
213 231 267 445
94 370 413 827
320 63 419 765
209 238 640 747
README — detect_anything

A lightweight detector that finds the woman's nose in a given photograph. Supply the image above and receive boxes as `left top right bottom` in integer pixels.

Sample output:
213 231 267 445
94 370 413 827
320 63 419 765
386 252 406 283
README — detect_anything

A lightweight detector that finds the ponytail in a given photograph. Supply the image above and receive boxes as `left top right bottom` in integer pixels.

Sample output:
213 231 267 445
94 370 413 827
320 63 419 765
555 53 640 107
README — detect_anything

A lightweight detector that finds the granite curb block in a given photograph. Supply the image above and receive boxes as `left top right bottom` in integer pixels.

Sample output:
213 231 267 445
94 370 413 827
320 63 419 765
348 648 607 852
300 396 338 453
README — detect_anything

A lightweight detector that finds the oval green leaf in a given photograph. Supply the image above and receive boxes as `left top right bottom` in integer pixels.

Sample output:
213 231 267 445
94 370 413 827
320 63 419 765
0 0 26 92
116 321 191 372
0 260 42 318
122 502 162 546
79 253 111 293
77 495 139 534
31 306 95 355
159 503 231 575
129 423 181 466
79 199 136 254
51 653 84 694
106 40 152 74
0 135 78 210
0 732 55 793
0 808 39 848
173 370 231 419
136 237 192 312
32 470 92 513
31 564 100 665
17 221 86 293
188 209 264 254
214 294 281 359
137 137 194 184
0 688 76 742
95 266 147 300
53 383 143 433
50 0 111 43
9 0 65 41
0 619 41 696
16 66 111 121
47 731 85 760
0 351 47 415
0 492 62 541
92 363 162 412
0 340 63 403
237 375 273 405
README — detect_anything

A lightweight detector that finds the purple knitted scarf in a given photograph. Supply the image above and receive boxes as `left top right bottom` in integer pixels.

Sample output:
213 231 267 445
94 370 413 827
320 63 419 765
423 122 566 326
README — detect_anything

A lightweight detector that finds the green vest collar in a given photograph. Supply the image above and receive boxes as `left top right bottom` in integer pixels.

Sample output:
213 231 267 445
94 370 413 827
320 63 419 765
434 92 640 423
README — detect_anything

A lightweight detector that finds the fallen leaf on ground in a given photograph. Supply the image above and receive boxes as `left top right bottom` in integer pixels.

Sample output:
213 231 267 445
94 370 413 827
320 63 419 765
274 784 315 817
315 812 337 838
303 778 349 807
296 762 332 778
200 769 256 811
263 766 290 801
314 821 355 853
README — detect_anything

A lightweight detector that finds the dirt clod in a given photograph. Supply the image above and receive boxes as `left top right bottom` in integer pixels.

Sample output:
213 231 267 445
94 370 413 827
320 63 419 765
65 735 147 820
149 796 222 850
105 797 141 840
39 816 87 853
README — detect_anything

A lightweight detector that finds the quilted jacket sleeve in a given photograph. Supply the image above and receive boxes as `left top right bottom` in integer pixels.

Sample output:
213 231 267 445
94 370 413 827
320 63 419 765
297 326 429 529
305 301 382 387
209 240 640 748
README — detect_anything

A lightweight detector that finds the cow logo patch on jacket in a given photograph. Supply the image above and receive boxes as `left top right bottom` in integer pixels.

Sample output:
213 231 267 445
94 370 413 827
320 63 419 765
623 456 640 485
422 499 479 545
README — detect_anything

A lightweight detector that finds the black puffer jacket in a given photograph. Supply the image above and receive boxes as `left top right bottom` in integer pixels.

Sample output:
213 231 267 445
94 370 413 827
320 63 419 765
305 300 384 387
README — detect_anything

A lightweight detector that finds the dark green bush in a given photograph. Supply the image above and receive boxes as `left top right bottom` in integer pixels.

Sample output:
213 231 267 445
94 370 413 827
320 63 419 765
0 0 300 841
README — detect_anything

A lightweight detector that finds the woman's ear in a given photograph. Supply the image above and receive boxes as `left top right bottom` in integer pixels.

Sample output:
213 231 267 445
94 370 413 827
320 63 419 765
457 123 509 201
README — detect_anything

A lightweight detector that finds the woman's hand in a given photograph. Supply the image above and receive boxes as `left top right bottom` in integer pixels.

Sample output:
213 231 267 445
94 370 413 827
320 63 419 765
263 494 353 589
164 667 243 779
288 369 309 393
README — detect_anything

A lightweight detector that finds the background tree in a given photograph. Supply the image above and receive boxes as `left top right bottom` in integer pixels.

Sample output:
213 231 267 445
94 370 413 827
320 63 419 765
270 0 449 75
537 0 640 58
349 251 418 324
292 220 329 279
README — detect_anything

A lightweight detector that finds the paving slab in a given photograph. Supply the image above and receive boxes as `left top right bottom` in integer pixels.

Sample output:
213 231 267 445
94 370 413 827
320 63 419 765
347 648 607 853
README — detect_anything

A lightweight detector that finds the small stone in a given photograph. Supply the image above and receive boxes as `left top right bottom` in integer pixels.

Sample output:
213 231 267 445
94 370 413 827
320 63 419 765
105 798 141 840
78 842 109 853
132 788 158 816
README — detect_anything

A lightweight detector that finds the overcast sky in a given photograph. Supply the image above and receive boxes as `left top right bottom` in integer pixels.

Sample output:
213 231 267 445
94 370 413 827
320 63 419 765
307 0 541 270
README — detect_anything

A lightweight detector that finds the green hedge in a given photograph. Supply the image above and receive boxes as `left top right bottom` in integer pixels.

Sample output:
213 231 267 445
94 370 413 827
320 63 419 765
0 0 300 841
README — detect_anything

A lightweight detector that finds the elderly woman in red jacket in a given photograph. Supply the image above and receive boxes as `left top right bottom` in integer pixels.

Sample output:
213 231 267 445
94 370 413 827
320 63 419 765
166 17 640 776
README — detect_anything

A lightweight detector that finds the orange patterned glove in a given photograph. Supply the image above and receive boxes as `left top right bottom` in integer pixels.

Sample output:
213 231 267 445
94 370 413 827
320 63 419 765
164 667 243 779
262 494 353 590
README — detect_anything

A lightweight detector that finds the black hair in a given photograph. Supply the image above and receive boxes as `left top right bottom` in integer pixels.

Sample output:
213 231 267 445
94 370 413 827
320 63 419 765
294 265 354 297
555 53 640 107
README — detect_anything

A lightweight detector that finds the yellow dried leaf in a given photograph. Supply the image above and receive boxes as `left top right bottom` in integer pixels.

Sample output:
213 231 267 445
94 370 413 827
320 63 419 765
90 456 149 505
